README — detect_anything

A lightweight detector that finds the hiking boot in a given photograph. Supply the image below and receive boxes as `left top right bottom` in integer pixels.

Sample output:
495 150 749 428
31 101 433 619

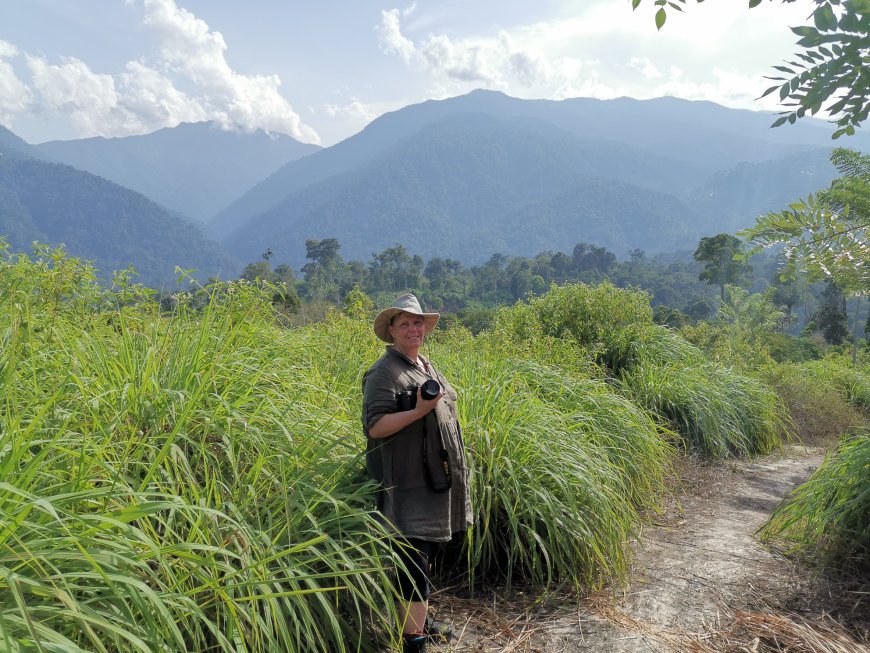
423 617 454 642
402 634 427 653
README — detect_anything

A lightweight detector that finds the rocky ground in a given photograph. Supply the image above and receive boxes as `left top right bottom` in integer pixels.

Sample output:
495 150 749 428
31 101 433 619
427 445 869 652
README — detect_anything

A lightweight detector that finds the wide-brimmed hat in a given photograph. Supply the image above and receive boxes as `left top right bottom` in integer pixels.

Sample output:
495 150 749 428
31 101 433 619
373 293 440 343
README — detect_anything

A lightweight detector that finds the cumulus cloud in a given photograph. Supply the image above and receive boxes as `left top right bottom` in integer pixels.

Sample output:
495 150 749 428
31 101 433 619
373 3 802 118
0 41 33 124
137 0 319 142
629 57 664 80
324 99 380 123
377 9 416 64
377 9 553 91
8 0 319 142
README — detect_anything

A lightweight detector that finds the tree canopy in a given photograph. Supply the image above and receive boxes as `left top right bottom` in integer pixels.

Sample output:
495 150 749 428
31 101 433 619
633 0 870 138
694 233 752 300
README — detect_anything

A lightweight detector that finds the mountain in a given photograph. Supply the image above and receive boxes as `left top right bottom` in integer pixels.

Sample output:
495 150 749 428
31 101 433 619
0 126 53 162
36 122 320 222
213 91 867 267
224 113 703 265
0 136 237 286
687 146 838 233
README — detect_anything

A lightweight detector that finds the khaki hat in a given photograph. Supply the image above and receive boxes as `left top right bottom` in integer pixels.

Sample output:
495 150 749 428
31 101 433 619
373 293 440 343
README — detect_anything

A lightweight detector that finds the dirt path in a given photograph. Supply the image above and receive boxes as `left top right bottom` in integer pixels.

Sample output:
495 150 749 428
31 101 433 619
431 445 869 652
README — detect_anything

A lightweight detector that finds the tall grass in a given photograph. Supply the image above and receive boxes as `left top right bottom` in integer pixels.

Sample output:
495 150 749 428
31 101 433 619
439 338 672 590
763 360 868 444
0 246 818 650
616 328 788 456
301 315 673 592
0 246 401 652
492 283 790 457
760 431 870 570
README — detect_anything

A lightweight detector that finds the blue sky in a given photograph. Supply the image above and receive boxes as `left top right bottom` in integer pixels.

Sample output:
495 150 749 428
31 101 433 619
0 0 815 146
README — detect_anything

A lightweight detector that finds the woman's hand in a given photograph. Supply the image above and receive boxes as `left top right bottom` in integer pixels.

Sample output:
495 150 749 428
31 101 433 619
414 385 443 415
368 387 443 439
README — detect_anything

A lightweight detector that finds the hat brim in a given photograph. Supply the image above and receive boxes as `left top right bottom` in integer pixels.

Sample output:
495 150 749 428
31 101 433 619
373 307 440 343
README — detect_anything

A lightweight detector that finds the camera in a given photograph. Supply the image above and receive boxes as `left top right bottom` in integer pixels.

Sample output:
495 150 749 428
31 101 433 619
396 379 441 411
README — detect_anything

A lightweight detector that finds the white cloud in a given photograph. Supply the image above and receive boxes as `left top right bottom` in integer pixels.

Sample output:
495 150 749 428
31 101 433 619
377 10 554 90
0 40 19 59
0 41 32 124
374 1 816 116
651 66 781 112
629 57 663 80
376 9 416 64
6 0 319 142
324 99 380 123
119 60 208 127
28 56 120 134
139 0 319 142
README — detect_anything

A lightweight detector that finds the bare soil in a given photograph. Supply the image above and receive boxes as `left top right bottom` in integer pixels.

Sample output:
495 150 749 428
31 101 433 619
428 445 869 652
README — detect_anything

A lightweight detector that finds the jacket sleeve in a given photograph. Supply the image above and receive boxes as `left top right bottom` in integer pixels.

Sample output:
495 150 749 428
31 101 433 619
362 364 401 436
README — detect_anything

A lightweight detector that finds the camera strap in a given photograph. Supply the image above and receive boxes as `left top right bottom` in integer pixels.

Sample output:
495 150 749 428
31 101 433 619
422 412 451 493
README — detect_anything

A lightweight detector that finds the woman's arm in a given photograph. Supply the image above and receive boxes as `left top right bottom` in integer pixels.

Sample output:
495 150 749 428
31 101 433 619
368 388 442 439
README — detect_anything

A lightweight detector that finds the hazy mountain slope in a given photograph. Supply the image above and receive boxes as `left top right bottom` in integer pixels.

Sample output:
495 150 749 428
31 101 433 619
0 157 238 286
497 178 698 257
688 146 838 233
210 90 867 240
36 122 320 222
0 125 53 162
224 114 700 266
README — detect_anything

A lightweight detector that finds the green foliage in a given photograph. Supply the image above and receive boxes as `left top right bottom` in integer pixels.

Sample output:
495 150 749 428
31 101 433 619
619 352 788 457
5 243 843 649
813 280 851 345
493 281 789 456
438 340 672 589
492 281 654 372
765 358 869 443
693 233 751 300
0 249 401 652
760 432 870 569
704 286 789 366
802 356 870 409
740 148 869 295
633 1 870 137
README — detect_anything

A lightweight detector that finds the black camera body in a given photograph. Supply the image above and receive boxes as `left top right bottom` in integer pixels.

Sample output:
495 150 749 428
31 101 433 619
396 379 441 411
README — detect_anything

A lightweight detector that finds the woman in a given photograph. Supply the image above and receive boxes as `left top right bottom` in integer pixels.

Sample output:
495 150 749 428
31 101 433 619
361 293 472 653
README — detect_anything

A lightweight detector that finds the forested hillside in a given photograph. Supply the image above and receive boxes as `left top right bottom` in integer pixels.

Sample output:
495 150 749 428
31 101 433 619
0 157 237 286
214 91 853 268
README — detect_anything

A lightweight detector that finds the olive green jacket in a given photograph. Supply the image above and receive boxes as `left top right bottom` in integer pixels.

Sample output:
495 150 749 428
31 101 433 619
362 347 473 541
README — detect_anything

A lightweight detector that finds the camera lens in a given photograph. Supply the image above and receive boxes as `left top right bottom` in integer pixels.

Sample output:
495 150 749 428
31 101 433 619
420 379 441 400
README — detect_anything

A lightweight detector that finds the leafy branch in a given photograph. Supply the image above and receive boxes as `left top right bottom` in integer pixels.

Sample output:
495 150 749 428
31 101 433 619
633 0 870 137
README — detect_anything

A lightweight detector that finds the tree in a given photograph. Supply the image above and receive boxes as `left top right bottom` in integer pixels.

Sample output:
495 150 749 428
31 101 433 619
740 149 869 294
633 0 870 138
240 261 274 283
572 243 616 274
368 244 423 291
301 238 345 302
693 234 752 300
813 280 851 344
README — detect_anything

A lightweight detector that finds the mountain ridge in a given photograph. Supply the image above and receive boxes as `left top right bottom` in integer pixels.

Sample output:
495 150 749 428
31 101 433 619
35 122 320 223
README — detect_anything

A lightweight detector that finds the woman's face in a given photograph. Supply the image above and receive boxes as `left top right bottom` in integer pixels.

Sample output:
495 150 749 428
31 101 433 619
389 312 426 350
